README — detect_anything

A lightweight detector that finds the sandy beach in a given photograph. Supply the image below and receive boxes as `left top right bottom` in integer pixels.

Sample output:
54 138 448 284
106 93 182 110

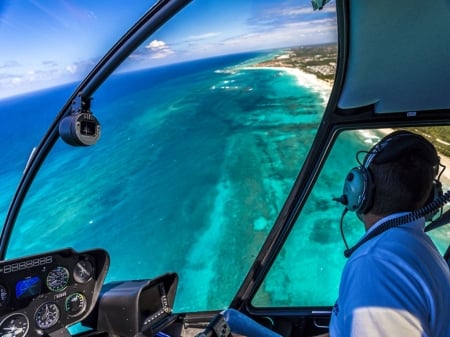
243 65 450 188
242 66 332 103
279 66 332 92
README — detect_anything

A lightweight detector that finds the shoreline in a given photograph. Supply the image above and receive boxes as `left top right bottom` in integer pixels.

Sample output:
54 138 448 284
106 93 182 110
240 65 332 106
242 63 450 188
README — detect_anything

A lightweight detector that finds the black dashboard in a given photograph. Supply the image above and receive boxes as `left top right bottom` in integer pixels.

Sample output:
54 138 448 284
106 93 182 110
0 248 108 337
0 248 180 337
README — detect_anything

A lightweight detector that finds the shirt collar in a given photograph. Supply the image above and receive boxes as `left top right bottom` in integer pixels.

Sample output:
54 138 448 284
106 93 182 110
367 212 425 235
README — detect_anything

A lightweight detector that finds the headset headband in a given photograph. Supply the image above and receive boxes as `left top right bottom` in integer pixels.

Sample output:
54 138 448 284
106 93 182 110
364 130 439 169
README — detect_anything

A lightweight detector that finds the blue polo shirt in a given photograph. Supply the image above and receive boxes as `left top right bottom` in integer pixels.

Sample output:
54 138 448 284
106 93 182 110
329 214 450 337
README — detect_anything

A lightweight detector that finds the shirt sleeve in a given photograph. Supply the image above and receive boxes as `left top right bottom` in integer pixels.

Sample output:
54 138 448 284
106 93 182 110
332 254 429 337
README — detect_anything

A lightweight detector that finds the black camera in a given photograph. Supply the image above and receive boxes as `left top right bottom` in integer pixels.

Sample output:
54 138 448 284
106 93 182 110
59 94 101 146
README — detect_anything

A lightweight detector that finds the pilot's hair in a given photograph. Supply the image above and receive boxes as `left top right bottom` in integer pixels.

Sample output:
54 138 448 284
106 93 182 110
369 147 437 216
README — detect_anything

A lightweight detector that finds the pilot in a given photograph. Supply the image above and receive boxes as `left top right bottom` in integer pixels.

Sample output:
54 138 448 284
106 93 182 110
328 130 450 337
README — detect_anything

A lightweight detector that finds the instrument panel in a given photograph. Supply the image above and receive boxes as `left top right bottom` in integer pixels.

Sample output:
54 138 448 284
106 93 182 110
0 248 109 337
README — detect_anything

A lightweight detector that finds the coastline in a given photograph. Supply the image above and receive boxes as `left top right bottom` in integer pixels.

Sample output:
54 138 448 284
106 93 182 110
242 61 450 188
241 65 332 104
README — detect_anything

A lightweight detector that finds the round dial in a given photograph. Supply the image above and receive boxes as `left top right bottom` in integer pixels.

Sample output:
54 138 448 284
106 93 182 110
35 302 60 330
66 293 87 317
65 293 87 317
73 259 94 284
46 266 69 292
0 313 29 337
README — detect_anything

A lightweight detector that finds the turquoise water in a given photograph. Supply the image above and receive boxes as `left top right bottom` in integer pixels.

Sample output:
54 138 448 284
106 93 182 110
1 51 448 312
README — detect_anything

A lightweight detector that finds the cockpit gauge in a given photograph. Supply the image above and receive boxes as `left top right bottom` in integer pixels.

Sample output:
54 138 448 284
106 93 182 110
0 249 109 337
73 259 94 284
0 313 29 337
35 302 60 330
65 293 87 317
46 267 70 292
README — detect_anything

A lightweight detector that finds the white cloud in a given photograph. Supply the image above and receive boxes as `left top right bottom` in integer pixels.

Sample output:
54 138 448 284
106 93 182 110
145 40 174 59
0 58 93 98
215 17 336 53
186 32 221 41
66 64 77 74
0 60 21 69
64 59 96 76
278 4 336 16
146 40 166 49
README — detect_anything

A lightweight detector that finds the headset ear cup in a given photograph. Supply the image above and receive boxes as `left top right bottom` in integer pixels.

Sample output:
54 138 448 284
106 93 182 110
343 167 373 213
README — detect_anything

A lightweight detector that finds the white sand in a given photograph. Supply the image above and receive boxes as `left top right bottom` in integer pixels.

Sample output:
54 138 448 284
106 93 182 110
275 66 332 100
241 66 332 103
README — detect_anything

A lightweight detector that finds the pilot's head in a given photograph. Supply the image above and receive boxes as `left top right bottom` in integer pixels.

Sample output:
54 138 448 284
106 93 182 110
342 130 440 222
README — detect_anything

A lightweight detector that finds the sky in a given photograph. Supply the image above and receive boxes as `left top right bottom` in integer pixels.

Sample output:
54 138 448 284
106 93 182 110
0 0 336 99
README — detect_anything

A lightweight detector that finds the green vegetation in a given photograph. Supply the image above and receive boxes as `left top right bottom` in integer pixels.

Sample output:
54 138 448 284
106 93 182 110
253 43 337 83
289 44 337 82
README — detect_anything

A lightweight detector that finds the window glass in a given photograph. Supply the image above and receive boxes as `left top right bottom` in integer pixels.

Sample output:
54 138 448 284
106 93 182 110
0 88 72 223
419 127 450 254
253 130 366 307
0 0 154 232
3 1 337 312
253 128 450 307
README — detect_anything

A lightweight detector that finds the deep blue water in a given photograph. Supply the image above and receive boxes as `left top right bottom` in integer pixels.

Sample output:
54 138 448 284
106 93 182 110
0 51 448 312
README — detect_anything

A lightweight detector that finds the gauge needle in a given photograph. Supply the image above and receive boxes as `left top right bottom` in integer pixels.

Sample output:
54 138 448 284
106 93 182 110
14 327 24 334
78 264 88 275
4 326 24 335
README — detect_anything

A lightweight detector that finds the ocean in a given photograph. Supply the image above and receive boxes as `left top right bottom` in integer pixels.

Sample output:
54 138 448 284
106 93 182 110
0 51 448 312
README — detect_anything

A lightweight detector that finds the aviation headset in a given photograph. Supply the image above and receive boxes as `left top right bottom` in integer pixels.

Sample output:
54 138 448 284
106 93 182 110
340 130 442 214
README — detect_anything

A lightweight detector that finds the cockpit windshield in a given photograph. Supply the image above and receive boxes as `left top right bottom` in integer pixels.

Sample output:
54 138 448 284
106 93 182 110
1 0 449 321
0 0 156 219
0 1 338 313
1 3 450 337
